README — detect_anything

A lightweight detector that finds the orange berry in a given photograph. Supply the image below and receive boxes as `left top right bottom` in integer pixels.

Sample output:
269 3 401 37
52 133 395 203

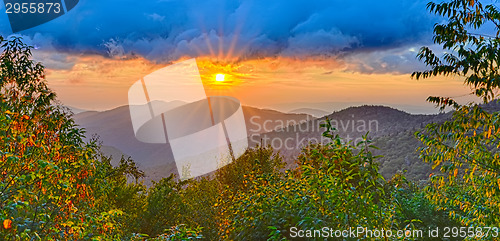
3 219 12 229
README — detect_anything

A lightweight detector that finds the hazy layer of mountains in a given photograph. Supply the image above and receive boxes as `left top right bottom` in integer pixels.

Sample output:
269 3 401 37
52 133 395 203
268 101 443 115
288 108 330 118
73 103 311 183
72 101 500 183
252 105 451 180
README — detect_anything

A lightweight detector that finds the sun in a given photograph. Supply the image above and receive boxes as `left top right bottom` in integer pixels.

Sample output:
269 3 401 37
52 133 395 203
215 73 225 82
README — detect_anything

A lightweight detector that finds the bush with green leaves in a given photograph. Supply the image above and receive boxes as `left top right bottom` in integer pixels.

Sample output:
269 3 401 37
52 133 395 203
0 36 128 239
416 105 500 227
131 224 203 241
217 120 392 240
413 0 500 231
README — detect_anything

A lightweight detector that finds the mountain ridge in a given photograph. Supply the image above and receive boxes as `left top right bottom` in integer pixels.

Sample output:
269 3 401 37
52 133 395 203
73 103 312 183
73 101 500 183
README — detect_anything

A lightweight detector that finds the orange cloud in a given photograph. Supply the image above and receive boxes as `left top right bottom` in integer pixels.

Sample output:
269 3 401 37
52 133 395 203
44 52 477 113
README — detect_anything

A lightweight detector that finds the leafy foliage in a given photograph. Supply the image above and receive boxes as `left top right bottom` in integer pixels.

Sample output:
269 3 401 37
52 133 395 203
0 36 99 239
417 104 500 227
412 0 500 107
413 0 500 231
215 121 425 240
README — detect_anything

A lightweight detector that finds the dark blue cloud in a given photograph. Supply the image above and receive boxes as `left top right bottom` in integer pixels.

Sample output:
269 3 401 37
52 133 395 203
0 0 436 63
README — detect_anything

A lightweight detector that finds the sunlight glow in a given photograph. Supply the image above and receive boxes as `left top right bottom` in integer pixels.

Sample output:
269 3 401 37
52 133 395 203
216 73 225 82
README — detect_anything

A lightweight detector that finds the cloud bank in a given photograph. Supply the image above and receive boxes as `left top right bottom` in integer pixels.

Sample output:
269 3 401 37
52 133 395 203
0 0 437 73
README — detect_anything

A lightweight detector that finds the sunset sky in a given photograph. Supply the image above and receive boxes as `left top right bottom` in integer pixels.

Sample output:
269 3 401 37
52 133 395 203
0 0 485 114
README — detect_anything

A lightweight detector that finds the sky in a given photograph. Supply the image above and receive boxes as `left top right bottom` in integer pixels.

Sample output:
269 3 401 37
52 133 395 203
0 0 485 114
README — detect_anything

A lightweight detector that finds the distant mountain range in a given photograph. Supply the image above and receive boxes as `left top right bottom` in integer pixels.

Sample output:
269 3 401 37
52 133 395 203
288 108 330 118
73 101 500 184
269 101 443 115
66 106 88 114
269 101 360 114
73 103 311 184
253 105 451 175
